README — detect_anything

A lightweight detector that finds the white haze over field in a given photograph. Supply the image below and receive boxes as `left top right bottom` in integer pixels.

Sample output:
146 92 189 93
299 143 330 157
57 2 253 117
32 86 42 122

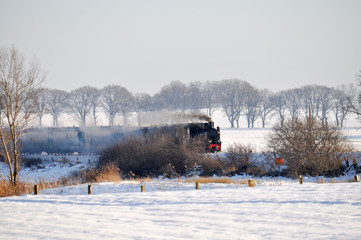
25 107 361 152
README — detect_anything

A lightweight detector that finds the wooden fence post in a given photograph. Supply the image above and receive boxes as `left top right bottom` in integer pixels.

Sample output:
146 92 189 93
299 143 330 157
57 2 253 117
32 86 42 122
88 185 92 194
355 175 360 182
248 179 255 187
299 175 303 184
141 185 145 192
195 181 200 190
34 185 39 195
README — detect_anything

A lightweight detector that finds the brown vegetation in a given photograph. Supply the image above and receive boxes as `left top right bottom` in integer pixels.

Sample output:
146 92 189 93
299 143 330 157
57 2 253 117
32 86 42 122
96 135 268 178
185 177 249 185
0 46 45 186
97 135 219 178
76 163 122 183
268 116 350 178
0 179 63 198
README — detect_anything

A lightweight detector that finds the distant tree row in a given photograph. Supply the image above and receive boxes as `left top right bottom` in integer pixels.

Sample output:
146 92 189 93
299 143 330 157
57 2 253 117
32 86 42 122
32 79 357 128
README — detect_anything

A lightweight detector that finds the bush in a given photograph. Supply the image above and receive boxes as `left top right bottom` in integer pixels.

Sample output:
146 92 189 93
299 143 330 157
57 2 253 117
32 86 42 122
97 135 215 178
221 143 264 176
0 180 32 197
22 158 43 168
0 179 63 197
267 117 350 178
73 162 121 183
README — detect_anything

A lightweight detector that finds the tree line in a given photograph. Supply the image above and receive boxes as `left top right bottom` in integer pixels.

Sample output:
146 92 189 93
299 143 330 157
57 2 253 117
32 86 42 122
34 79 356 128
0 45 359 186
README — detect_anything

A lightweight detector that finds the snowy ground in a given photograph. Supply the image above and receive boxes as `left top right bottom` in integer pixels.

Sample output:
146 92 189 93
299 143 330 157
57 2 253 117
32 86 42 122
219 127 361 152
1 110 361 239
210 108 361 152
1 179 361 239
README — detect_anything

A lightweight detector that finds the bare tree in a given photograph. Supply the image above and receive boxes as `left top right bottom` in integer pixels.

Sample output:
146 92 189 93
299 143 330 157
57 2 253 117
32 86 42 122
36 88 48 126
300 85 320 119
21 92 37 126
0 46 45 185
101 85 133 126
284 88 302 123
316 86 334 124
202 81 218 117
258 89 274 128
333 84 356 127
271 92 287 126
46 89 69 127
134 93 154 127
218 79 245 128
69 86 95 127
154 81 188 110
88 87 101 126
346 71 361 124
268 115 349 178
243 84 261 128
186 81 205 110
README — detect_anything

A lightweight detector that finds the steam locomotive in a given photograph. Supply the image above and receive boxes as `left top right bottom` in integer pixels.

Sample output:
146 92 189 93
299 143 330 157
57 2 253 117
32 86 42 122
139 121 222 152
20 122 221 154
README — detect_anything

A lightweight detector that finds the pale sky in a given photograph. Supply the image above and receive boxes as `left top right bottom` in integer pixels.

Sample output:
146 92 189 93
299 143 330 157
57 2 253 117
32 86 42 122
1 0 361 94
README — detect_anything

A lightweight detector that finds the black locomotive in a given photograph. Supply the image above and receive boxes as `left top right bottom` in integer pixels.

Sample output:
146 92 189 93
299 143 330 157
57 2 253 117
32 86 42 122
20 122 221 154
139 122 221 152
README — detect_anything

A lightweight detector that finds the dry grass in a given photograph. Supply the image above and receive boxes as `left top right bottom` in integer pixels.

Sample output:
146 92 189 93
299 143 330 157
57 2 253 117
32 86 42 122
1 163 123 197
0 180 32 197
95 165 122 182
195 177 232 184
316 177 357 184
79 163 121 183
183 177 248 185
317 177 326 184
0 179 64 198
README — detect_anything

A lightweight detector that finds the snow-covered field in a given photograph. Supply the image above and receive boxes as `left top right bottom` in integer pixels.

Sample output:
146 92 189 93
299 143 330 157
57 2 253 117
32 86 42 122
219 127 361 152
1 179 361 239
211 109 361 152
1 110 361 239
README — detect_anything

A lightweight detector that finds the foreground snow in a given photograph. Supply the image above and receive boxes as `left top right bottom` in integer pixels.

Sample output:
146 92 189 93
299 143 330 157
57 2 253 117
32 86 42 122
1 119 361 239
1 180 361 240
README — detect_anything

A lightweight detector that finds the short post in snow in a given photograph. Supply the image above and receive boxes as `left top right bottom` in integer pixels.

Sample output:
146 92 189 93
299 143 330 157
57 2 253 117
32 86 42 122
34 185 39 195
88 185 92 194
355 175 360 182
299 175 303 184
195 181 200 190
248 179 255 187
141 185 145 192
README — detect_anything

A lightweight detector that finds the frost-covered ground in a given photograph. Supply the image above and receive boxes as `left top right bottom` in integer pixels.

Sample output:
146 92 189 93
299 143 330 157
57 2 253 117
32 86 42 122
1 179 361 239
1 110 361 239
219 127 361 152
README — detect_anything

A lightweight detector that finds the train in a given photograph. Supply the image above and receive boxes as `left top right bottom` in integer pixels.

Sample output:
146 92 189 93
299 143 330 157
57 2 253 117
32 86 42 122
20 121 221 154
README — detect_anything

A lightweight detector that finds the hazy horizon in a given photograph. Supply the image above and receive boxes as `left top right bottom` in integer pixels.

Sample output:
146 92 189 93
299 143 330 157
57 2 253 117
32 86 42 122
1 0 361 94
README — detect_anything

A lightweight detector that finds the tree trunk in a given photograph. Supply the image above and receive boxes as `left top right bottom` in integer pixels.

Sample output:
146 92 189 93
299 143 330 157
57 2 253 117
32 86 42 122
93 113 97 126
228 117 234 128
81 114 86 127
123 113 127 127
109 115 114 126
137 112 142 128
